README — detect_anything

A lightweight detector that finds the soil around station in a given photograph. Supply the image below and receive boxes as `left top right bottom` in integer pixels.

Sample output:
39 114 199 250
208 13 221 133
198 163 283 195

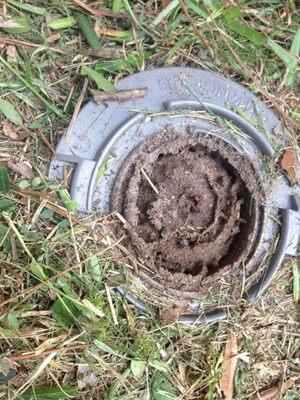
111 128 265 294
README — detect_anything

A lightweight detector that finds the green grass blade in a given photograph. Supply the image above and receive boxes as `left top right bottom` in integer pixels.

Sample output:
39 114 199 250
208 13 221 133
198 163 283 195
203 0 222 12
293 264 299 303
112 0 122 14
290 28 300 57
94 340 127 359
0 55 66 119
14 92 36 109
184 0 208 17
221 5 246 19
6 0 45 15
48 16 76 30
122 0 139 27
226 21 266 46
20 386 82 399
74 11 102 51
286 28 300 87
267 39 296 66
0 82 23 89
97 160 109 181
152 0 179 27
94 52 149 73
268 39 298 87
107 368 131 399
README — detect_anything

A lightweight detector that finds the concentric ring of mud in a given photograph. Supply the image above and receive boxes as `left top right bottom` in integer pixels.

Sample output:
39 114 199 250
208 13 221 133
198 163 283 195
111 129 265 294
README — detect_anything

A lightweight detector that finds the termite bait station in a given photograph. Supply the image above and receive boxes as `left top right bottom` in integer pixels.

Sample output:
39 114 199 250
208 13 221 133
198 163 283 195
50 68 300 324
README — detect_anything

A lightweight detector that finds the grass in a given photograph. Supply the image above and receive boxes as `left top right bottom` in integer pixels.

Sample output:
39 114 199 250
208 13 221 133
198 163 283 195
0 0 299 399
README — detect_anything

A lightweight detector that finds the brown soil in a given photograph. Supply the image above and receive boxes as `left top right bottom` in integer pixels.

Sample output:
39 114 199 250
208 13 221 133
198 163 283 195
111 128 265 295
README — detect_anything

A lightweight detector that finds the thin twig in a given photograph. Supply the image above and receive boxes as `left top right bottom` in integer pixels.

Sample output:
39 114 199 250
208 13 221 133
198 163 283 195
0 37 66 55
27 109 56 156
35 128 56 156
71 0 126 18
141 168 159 194
178 0 214 53
9 228 17 260
11 188 58 201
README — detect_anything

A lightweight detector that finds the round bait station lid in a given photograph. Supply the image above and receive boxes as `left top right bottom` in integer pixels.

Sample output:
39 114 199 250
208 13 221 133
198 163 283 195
50 67 300 324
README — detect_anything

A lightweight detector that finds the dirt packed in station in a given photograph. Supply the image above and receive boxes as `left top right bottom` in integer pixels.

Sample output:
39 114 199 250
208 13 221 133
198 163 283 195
111 129 265 295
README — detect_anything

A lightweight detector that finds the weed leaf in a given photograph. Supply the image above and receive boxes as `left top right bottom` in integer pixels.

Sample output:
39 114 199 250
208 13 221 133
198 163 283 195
94 340 124 358
149 360 171 373
90 255 102 282
0 99 22 125
0 359 16 385
58 189 77 211
6 0 45 15
131 359 146 376
0 199 14 211
30 260 47 280
20 386 81 399
0 15 31 34
0 166 10 193
81 66 115 93
48 17 76 30
51 298 81 328
151 376 177 400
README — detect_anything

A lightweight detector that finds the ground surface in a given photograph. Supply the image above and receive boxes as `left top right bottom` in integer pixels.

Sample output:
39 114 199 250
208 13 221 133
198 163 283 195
0 1 299 399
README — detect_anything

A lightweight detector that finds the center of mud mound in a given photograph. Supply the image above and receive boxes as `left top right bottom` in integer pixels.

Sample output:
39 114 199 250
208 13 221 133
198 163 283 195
111 130 265 294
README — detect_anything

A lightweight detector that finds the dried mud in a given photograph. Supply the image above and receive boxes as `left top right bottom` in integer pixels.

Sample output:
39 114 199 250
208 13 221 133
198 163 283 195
111 129 265 295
